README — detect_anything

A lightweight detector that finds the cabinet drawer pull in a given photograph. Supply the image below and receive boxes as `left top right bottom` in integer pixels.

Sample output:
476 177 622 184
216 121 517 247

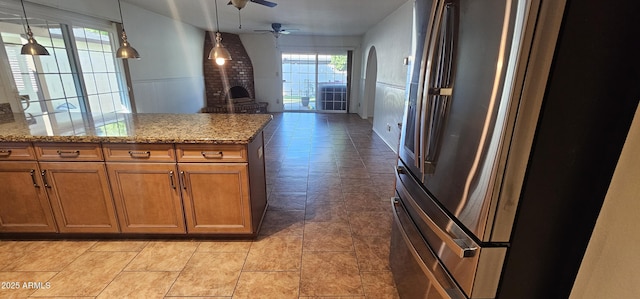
180 171 187 190
57 150 80 157
0 149 11 157
41 170 51 188
201 151 223 159
30 169 39 187
129 151 151 158
169 171 176 189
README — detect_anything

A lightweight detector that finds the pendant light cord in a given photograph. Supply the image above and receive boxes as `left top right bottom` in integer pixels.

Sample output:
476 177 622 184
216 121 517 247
215 0 220 32
117 0 126 31
20 0 31 30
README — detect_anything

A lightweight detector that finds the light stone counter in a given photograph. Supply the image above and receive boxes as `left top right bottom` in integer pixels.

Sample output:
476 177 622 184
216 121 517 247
0 112 272 144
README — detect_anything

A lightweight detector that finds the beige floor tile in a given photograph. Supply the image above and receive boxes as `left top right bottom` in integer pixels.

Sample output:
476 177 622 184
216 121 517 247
124 241 198 272
267 192 307 211
0 271 57 298
353 235 391 271
304 201 348 223
361 271 400 299
197 241 252 253
165 297 230 299
258 210 305 237
30 251 137 297
307 190 344 204
167 252 246 297
27 297 94 299
233 271 300 299
97 271 178 299
299 297 365 299
243 236 302 271
90 240 148 252
303 221 354 252
0 241 32 252
348 211 392 237
300 251 363 297
343 194 390 212
3 241 96 272
0 250 27 271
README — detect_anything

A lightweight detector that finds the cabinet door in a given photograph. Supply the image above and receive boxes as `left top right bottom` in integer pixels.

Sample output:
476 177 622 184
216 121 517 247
40 162 119 233
0 162 57 232
179 163 252 234
107 163 185 233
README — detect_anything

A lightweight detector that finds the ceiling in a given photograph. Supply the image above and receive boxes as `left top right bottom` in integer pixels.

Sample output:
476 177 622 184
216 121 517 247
123 0 408 36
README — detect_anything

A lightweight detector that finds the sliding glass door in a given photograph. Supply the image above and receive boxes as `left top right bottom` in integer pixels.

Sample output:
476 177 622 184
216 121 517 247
282 52 348 112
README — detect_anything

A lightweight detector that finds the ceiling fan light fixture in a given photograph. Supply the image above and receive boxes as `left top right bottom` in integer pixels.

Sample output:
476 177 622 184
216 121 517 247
19 0 49 56
115 0 140 59
230 0 249 9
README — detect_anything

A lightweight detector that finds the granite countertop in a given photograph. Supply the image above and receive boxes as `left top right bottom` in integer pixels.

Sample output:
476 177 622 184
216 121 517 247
0 112 272 144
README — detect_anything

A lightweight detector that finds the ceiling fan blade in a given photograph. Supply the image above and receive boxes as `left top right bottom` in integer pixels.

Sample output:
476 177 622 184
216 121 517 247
280 31 291 34
251 0 277 7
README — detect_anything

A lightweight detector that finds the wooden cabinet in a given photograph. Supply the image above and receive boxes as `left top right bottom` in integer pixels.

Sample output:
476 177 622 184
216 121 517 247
0 161 57 232
179 163 251 233
177 133 267 234
107 162 186 234
0 135 267 236
39 162 119 233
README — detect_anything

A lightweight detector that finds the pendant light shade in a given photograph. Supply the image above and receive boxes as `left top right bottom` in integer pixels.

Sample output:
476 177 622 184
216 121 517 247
116 0 140 59
209 0 231 65
116 30 140 59
19 0 49 56
209 32 232 66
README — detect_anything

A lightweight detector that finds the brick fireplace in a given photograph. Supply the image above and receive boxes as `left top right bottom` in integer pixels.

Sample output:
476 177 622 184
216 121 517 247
203 32 255 107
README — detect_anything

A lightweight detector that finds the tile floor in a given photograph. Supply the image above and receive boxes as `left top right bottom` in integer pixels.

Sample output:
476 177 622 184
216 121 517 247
0 112 400 298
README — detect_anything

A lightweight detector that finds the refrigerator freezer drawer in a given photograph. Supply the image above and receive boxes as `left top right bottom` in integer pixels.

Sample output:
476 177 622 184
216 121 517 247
391 197 467 299
395 166 507 298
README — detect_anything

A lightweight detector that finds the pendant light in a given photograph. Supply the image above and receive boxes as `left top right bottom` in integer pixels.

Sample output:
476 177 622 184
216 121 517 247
115 0 140 59
19 0 49 55
208 0 232 66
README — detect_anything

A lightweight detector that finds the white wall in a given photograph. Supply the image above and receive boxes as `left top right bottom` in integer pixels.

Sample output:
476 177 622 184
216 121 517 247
122 2 205 113
240 33 362 113
570 105 640 299
3 0 206 114
358 0 412 151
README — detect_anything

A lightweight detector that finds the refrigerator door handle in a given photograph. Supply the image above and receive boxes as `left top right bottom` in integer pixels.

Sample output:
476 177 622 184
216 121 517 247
423 0 458 174
396 166 477 258
414 0 440 172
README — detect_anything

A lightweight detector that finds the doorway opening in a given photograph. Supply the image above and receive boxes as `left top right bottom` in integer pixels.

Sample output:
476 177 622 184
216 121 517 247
282 52 349 112
363 46 378 120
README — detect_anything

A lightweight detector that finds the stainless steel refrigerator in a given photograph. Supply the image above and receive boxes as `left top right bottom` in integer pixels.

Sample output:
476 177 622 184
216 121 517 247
390 0 640 298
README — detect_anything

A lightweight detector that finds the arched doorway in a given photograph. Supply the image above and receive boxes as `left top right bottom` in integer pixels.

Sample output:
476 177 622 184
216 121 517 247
363 46 378 121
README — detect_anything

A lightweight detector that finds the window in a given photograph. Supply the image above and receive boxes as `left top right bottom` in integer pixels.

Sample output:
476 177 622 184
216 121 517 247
0 9 130 125
282 52 349 112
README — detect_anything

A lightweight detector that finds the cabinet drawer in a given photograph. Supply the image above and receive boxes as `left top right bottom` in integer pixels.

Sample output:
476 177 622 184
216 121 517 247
35 143 103 161
0 142 36 161
103 143 176 162
176 144 247 162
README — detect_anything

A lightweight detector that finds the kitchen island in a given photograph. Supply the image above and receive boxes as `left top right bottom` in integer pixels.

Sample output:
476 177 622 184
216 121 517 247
0 112 272 237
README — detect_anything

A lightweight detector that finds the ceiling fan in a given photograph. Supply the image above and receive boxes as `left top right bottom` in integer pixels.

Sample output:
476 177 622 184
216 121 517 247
228 0 277 29
255 23 297 38
228 0 277 10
